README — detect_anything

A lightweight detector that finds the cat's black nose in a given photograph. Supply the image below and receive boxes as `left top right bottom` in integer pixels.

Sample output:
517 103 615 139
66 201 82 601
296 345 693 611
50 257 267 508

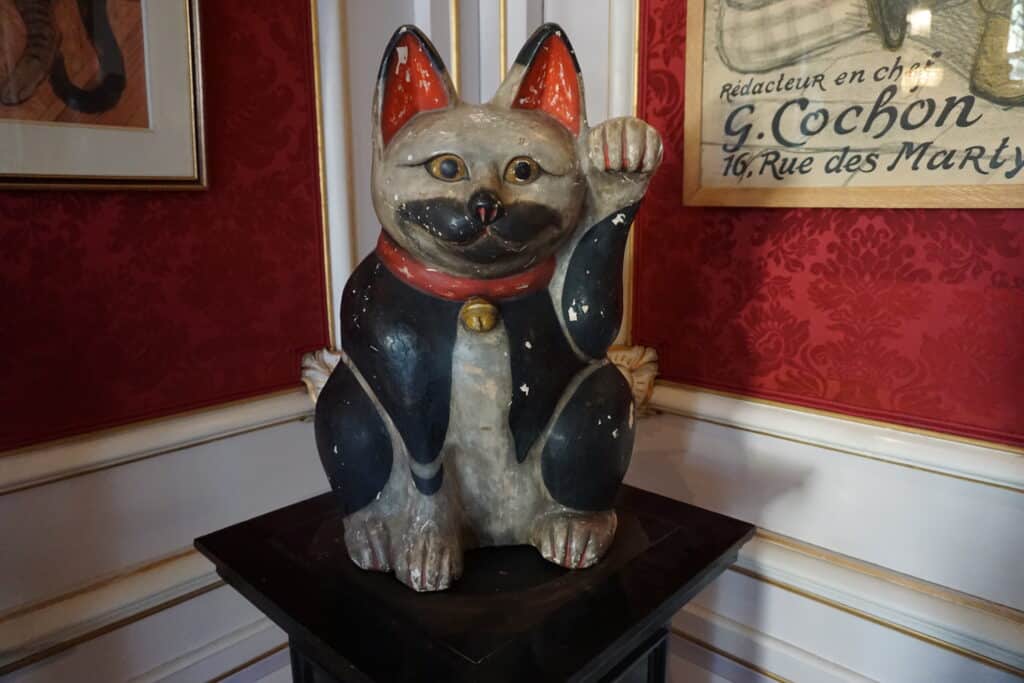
469 190 504 226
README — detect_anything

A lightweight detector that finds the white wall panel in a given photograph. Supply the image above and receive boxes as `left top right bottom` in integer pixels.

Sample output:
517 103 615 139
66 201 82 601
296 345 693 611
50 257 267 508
4 587 276 683
628 413 1024 611
344 0 421 260
682 570 1021 683
1 421 326 613
543 0 612 124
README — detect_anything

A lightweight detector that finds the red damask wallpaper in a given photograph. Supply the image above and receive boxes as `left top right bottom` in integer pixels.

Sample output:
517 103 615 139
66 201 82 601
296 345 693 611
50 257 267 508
0 2 329 452
634 0 1024 447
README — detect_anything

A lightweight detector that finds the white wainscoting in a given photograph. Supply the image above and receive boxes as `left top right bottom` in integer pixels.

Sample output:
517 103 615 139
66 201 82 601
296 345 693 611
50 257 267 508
0 389 313 496
627 407 1024 681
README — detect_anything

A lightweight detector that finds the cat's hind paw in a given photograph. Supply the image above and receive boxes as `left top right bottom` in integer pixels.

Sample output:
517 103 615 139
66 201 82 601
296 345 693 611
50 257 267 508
531 510 617 569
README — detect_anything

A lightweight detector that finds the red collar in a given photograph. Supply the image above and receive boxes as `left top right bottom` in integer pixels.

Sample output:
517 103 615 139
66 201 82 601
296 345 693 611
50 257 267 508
376 232 554 301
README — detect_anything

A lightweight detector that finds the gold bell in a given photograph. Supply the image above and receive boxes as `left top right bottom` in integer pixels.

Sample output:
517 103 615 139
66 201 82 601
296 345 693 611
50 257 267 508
460 296 499 333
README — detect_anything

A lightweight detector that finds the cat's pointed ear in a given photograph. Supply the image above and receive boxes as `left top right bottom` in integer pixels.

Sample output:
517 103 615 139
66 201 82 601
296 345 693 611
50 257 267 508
373 25 458 148
491 23 586 135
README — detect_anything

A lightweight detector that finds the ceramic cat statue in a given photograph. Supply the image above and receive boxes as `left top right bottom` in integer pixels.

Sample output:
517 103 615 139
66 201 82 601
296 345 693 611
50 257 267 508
314 23 662 591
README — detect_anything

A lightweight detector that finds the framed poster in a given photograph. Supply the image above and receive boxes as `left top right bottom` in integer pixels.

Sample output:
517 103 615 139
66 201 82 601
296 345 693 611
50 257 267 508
0 0 204 189
684 0 1024 207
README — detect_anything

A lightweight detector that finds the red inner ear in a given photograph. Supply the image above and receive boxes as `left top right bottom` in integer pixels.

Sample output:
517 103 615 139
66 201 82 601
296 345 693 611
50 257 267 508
380 33 450 145
512 35 580 135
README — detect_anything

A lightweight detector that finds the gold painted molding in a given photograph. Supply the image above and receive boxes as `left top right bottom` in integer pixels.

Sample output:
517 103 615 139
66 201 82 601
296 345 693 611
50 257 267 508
658 380 1024 457
209 642 289 683
608 345 659 415
755 529 1024 626
671 627 792 683
728 563 1024 678
449 0 461 94
649 381 1024 494
498 0 508 79
310 0 336 350
0 549 222 675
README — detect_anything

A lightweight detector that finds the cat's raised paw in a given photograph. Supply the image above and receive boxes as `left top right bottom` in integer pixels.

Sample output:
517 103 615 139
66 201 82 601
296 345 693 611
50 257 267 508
394 523 463 592
531 510 618 569
588 117 663 175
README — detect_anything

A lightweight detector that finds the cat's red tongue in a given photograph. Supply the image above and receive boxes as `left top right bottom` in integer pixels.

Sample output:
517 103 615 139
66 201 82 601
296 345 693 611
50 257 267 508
376 232 555 301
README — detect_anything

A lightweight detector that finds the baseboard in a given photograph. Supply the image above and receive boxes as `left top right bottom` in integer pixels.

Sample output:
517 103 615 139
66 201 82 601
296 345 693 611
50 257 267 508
0 389 313 496
0 548 218 674
732 534 1024 676
129 616 286 683
650 382 1024 492
671 605 871 683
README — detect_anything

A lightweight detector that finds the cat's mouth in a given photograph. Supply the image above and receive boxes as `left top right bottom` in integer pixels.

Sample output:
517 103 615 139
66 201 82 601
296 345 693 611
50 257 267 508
397 198 563 264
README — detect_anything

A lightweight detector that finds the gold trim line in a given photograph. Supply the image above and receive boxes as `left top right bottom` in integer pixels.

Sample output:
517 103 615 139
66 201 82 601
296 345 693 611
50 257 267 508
671 627 792 683
754 529 1024 625
209 642 289 682
728 565 1024 677
498 0 508 79
449 0 461 95
309 0 336 351
657 380 1023 456
0 580 223 676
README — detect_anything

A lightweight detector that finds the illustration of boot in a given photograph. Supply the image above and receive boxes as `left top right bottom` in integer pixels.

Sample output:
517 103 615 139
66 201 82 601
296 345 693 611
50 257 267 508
972 0 1024 105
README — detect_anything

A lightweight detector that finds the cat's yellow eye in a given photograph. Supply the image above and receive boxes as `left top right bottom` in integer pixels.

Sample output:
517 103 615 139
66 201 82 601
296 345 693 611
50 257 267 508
504 157 541 185
426 154 468 182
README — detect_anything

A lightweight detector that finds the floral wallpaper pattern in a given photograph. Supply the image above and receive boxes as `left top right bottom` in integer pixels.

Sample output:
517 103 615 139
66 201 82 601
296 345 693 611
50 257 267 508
633 0 1024 447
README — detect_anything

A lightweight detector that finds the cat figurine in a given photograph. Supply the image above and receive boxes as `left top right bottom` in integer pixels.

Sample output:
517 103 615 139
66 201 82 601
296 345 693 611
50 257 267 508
314 23 662 591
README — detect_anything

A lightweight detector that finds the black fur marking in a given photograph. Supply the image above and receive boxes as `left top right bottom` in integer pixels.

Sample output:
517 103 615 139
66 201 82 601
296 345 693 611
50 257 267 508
489 202 562 244
412 467 444 495
562 203 640 359
504 290 585 463
341 255 461 466
50 0 125 114
400 198 566 265
400 198 482 244
315 360 392 515
513 22 582 74
540 364 634 511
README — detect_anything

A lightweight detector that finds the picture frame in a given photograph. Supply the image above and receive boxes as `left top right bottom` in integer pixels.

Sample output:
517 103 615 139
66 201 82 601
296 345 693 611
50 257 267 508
683 0 1024 208
0 0 205 189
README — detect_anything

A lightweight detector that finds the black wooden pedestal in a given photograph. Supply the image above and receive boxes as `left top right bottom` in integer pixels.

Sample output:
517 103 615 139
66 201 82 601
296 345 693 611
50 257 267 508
195 486 754 682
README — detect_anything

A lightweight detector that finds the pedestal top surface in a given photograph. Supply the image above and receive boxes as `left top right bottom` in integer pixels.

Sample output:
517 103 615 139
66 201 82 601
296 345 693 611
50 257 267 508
195 485 754 682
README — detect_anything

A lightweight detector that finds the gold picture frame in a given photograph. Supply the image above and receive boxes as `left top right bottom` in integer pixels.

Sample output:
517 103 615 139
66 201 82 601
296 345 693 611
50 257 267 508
683 0 1024 208
0 0 205 190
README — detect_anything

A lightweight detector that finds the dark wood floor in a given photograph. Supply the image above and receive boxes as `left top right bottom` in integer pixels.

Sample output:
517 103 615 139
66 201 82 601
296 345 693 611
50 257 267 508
0 0 149 128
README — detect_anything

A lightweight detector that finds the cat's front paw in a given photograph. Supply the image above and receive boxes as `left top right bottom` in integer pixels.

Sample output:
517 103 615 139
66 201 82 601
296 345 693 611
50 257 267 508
531 510 617 569
587 117 663 176
344 514 392 572
394 522 463 592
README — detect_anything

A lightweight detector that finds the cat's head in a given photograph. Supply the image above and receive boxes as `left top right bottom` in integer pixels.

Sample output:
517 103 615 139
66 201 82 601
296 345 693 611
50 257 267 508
371 24 588 279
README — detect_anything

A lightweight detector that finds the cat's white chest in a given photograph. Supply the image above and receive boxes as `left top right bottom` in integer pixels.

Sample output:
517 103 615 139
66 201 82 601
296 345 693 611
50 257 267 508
444 317 540 544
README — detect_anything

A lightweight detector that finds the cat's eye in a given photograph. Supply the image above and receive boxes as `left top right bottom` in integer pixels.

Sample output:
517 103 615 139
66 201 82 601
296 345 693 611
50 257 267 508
426 154 468 182
504 157 541 185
